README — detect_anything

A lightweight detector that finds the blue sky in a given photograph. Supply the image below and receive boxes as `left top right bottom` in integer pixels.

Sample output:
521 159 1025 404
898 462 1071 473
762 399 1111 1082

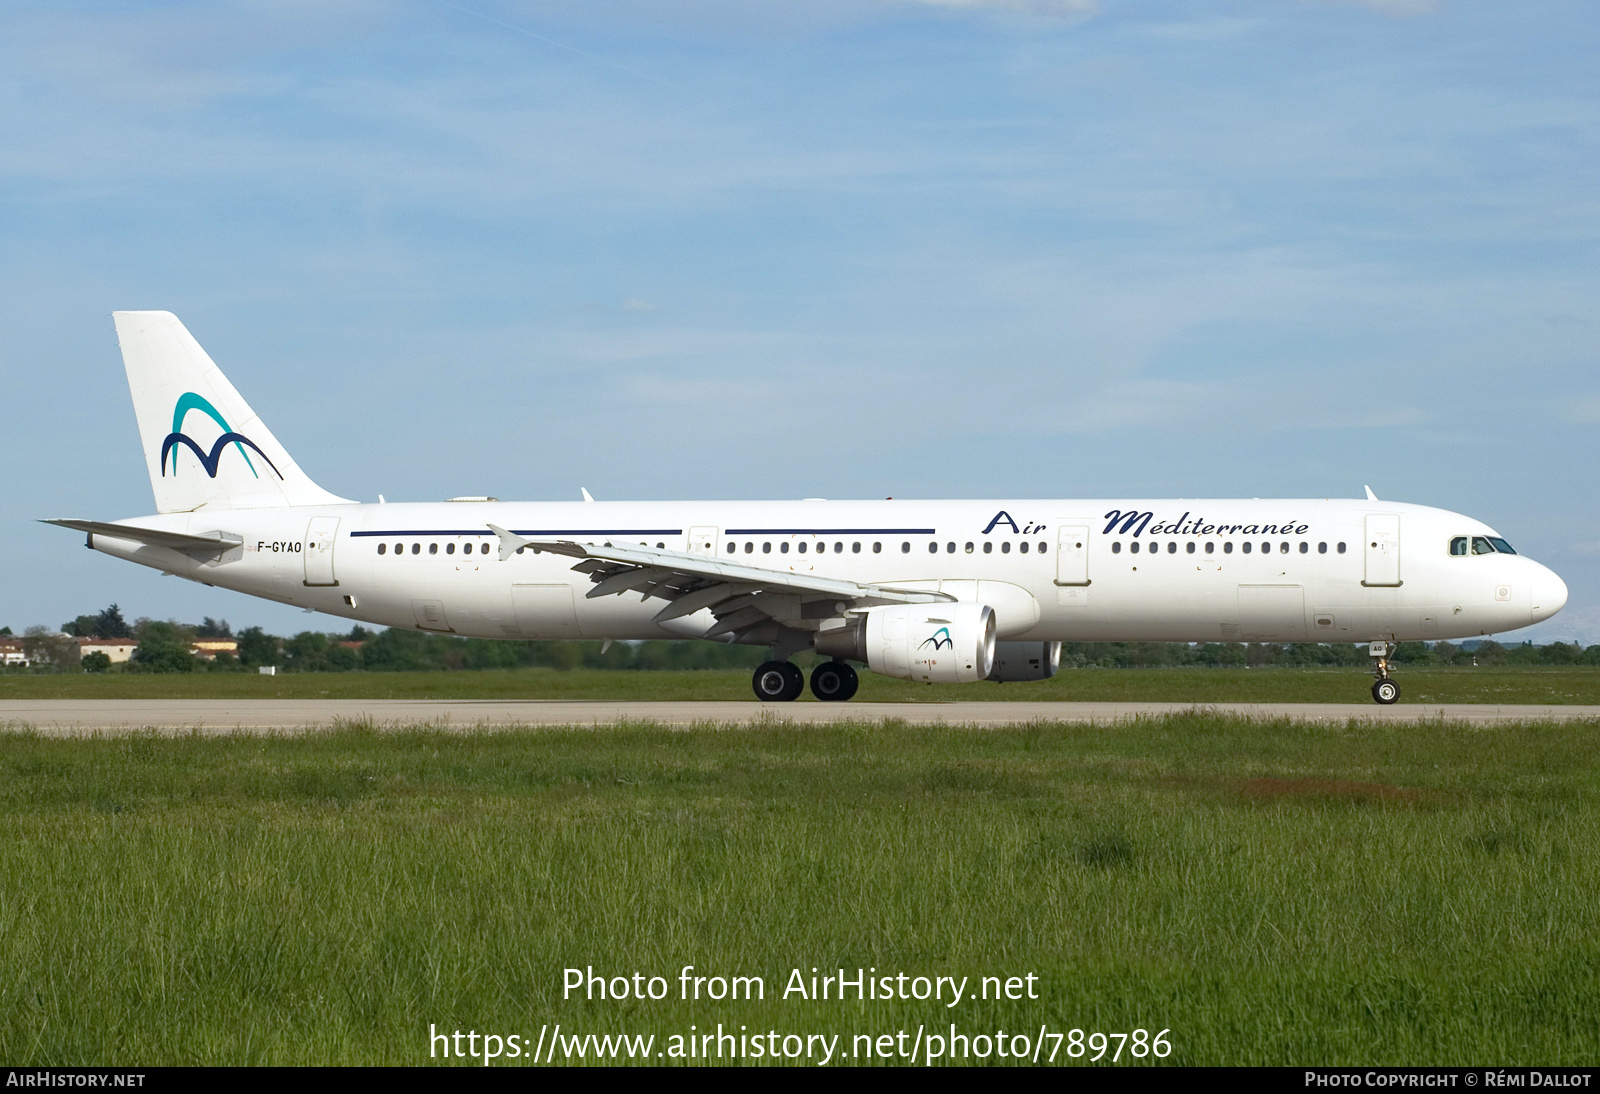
3 0 1596 643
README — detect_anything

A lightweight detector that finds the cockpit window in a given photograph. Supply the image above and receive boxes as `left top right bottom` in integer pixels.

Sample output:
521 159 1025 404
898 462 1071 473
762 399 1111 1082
1455 535 1518 556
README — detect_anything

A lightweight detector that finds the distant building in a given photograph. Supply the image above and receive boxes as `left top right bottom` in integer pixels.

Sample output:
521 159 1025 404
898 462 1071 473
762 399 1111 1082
78 637 138 663
189 639 239 661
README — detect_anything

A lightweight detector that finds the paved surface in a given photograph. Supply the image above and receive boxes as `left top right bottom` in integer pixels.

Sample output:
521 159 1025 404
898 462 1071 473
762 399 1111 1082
3 699 1598 734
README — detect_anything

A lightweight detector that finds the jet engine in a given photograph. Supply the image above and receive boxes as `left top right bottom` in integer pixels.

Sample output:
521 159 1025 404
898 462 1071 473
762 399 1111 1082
987 641 1061 682
814 602 996 683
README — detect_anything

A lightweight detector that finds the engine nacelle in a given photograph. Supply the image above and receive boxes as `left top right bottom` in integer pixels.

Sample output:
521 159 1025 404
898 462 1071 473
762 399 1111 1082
987 641 1061 682
815 603 996 684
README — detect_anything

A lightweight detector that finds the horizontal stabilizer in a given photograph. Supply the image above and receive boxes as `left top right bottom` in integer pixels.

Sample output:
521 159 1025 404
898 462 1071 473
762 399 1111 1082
42 519 243 558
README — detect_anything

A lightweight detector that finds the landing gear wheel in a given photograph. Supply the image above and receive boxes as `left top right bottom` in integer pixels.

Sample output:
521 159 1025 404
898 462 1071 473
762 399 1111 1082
1372 679 1401 705
810 661 859 702
753 660 804 702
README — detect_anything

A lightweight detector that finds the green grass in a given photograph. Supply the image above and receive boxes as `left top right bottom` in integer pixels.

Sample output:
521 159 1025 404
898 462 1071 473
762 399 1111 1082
4 665 1600 703
2 714 1599 1065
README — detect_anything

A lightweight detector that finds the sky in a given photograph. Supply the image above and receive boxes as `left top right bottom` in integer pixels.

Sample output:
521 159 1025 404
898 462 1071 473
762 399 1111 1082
2 0 1596 644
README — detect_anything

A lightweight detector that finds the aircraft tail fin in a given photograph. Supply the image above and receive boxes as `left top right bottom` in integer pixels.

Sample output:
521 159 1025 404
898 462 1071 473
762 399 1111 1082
113 311 352 513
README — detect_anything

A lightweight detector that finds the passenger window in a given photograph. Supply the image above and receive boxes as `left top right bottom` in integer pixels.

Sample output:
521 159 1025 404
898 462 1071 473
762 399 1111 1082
394 542 403 555
377 543 386 555
412 543 420 555
1223 542 1232 554
763 543 771 553
1167 543 1176 554
901 542 910 553
429 543 438 555
1112 541 1121 554
1130 542 1140 554
1318 542 1327 554
1262 542 1270 554
1002 542 1012 554
984 542 993 554
797 542 807 554
1280 543 1288 554
852 543 860 554
447 543 456 555
1186 542 1195 554
965 542 974 554
1299 542 1308 553
1019 542 1029 554
726 542 735 554
480 543 489 554
872 542 880 553
947 542 956 553
1242 542 1252 554
745 542 753 553
1337 542 1346 553
1038 542 1047 555
781 542 790 554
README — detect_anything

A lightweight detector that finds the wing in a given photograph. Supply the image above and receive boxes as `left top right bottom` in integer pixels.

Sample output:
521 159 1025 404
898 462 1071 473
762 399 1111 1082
486 524 951 646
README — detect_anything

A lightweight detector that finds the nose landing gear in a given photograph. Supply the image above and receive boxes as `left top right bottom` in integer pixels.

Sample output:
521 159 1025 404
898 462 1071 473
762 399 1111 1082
1369 641 1401 704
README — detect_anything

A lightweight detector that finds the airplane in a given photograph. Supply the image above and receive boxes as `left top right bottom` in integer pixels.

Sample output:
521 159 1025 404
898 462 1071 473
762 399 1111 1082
45 311 1568 705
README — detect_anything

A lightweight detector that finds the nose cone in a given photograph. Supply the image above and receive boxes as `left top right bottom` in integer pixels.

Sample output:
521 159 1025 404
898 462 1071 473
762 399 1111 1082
1531 565 1569 623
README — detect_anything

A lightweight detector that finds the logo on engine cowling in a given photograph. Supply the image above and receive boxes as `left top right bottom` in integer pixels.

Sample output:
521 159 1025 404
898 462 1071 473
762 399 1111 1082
918 627 953 651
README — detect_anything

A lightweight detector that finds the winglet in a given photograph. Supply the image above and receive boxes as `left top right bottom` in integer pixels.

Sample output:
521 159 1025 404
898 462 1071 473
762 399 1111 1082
581 488 595 502
486 523 534 561
1364 485 1378 501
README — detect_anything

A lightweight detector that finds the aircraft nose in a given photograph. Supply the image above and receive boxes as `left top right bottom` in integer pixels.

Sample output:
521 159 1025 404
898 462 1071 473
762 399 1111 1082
1531 565 1568 623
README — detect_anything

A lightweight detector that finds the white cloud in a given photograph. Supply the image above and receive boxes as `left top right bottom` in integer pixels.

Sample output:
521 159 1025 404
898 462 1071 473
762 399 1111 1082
1326 0 1439 16
1562 394 1600 423
888 0 1099 17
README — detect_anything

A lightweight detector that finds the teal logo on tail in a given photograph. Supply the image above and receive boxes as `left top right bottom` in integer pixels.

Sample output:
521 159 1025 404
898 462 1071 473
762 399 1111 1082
160 392 281 479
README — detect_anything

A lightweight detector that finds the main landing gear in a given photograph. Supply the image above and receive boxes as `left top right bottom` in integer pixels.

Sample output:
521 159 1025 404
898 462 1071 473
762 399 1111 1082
751 660 859 702
1369 641 1401 705
809 660 859 702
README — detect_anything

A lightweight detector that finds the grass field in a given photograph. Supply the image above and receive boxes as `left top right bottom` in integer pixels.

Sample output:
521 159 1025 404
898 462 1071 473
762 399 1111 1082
2 713 1598 1066
3 664 1600 704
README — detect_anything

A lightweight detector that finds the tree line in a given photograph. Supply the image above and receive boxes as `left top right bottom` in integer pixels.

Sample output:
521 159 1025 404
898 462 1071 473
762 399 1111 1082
5 604 1597 673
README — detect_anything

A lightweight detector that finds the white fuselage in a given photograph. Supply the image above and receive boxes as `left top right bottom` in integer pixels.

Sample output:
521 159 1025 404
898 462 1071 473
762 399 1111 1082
87 497 1567 646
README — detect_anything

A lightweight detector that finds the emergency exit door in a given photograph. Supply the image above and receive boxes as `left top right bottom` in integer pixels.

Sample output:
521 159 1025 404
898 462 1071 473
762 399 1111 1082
1055 524 1089 586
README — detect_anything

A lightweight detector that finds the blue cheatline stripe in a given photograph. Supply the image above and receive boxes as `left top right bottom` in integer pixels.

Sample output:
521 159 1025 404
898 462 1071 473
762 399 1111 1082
349 528 683 538
724 528 937 535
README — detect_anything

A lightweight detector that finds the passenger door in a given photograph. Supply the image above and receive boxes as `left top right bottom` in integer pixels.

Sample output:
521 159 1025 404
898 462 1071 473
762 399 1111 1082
1363 514 1402 587
303 516 340 587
